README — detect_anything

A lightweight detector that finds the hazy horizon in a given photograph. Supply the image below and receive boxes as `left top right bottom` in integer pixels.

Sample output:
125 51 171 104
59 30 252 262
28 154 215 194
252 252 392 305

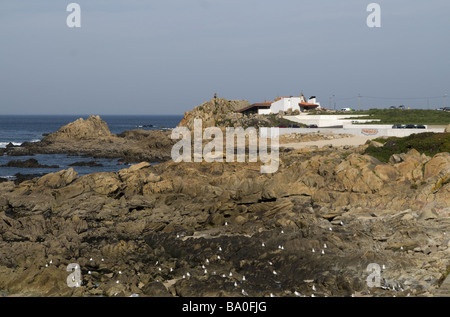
1 0 449 115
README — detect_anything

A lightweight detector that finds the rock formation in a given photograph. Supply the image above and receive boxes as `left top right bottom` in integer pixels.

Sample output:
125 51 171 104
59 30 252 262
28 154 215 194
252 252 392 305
0 139 448 297
6 116 175 163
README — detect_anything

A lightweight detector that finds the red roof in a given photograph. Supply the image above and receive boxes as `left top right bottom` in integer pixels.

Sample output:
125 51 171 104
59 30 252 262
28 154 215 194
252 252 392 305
299 102 319 109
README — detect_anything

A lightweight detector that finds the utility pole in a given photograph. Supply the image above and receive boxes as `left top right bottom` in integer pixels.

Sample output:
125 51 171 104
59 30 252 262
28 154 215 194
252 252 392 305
358 94 361 112
445 94 448 108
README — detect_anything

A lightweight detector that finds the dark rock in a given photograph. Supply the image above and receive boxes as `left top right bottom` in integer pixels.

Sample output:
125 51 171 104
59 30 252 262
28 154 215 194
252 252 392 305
1 158 59 168
69 161 103 167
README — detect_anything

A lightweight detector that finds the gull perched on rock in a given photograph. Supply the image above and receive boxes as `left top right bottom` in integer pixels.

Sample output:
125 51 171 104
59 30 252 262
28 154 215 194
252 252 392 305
242 289 248 296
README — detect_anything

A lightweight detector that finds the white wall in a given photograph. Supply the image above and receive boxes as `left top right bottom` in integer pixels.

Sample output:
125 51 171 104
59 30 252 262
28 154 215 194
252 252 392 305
259 127 445 138
258 109 272 115
270 98 301 113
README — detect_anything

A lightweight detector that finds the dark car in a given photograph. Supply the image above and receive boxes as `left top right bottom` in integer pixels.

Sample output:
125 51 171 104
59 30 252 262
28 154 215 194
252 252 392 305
306 124 318 128
415 125 426 129
392 124 404 129
404 124 416 129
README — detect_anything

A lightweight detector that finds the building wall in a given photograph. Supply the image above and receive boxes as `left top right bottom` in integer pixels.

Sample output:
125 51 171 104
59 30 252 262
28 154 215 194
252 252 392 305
270 98 301 113
258 109 272 115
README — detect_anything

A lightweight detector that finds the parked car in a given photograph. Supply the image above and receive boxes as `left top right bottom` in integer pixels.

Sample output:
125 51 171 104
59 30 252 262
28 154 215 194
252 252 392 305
306 124 318 128
415 125 426 129
404 124 416 129
392 124 404 129
398 105 406 109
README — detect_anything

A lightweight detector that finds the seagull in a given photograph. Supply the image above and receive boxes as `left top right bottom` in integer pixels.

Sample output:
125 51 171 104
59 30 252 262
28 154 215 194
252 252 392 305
204 269 208 274
321 250 325 255
186 272 191 277
89 257 93 261
101 258 104 262
281 230 284 234
225 222 228 226
242 276 246 281
382 264 386 270
329 227 332 231
312 285 316 291
218 246 222 251
234 282 238 287
229 272 233 277
176 234 180 238
312 248 315 253
183 275 186 279
273 270 277 275
340 221 344 226
170 268 173 272
217 255 221 260
202 265 206 269
49 260 53 264
324 243 327 249
206 259 210 264
294 291 301 297
116 280 119 284
262 242 265 247
158 267 162 271
119 271 122 274
242 289 248 296
270 293 275 297
222 274 226 278
268 261 273 266
311 294 315 297
400 246 404 250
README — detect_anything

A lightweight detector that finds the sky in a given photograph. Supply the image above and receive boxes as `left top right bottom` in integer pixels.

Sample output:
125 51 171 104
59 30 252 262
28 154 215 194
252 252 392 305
0 0 449 115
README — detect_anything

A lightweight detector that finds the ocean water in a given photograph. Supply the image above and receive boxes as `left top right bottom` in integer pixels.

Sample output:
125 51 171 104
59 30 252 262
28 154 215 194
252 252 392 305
0 115 183 179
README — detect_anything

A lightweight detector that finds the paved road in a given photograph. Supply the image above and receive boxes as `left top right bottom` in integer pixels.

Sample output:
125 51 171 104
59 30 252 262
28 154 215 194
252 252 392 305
279 135 377 150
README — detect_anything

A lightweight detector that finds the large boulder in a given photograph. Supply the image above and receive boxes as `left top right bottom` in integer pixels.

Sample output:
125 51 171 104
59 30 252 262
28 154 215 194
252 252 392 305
43 115 111 141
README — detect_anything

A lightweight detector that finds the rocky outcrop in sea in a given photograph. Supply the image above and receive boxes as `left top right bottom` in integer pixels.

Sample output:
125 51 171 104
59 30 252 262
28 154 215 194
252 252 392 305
5 115 175 163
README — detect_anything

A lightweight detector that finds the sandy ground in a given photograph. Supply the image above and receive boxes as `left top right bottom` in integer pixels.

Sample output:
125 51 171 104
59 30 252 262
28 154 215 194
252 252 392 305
280 135 378 149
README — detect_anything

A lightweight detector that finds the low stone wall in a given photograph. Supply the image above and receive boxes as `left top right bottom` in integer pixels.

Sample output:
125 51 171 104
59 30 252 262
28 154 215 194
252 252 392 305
260 127 445 138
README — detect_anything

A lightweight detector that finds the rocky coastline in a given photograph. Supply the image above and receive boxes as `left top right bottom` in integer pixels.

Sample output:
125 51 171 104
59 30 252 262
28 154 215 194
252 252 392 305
0 107 449 298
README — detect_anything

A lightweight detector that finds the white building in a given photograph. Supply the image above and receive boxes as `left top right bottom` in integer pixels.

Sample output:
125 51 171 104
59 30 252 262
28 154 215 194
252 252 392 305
236 92 321 116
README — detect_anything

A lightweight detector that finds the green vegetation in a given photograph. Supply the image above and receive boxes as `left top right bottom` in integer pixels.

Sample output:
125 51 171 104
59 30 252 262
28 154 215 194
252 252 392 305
318 109 450 125
364 132 450 162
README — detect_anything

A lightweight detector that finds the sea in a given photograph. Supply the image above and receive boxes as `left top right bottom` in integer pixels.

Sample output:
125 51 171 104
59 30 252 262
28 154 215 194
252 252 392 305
0 115 183 180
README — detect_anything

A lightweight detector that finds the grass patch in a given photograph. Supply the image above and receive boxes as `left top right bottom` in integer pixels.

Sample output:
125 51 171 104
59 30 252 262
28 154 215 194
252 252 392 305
364 132 450 162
